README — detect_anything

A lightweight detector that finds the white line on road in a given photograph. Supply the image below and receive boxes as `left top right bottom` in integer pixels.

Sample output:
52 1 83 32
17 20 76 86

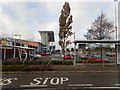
68 83 93 87
115 84 120 86
20 84 47 88
88 87 120 89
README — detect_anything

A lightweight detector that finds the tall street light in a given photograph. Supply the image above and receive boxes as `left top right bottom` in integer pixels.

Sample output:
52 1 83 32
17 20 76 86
12 34 21 58
73 32 76 66
114 0 118 40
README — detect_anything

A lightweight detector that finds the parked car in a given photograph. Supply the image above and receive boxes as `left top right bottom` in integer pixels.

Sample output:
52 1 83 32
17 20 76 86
80 54 88 60
106 52 116 57
71 52 78 57
86 52 98 57
63 54 73 59
21 53 42 59
31 54 42 59
88 56 110 63
39 52 50 56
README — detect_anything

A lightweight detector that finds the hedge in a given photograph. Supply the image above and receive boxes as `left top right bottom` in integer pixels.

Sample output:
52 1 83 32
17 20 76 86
2 65 53 71
2 60 74 65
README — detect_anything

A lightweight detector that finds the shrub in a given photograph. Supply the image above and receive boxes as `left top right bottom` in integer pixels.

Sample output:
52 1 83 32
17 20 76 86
2 60 74 65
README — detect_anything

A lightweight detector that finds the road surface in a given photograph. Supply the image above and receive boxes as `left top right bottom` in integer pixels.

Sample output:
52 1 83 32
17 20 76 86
1 71 120 90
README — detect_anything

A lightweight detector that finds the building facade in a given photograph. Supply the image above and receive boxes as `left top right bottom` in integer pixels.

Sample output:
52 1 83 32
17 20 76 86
38 31 55 53
0 37 44 60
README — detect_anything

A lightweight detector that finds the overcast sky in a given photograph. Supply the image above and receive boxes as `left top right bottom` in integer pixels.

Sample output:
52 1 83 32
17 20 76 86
0 0 118 49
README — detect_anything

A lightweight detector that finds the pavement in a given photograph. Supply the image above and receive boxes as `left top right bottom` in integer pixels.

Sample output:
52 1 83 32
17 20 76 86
2 63 120 73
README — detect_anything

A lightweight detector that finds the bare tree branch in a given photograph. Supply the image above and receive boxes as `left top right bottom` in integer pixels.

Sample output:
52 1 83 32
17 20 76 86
84 13 114 40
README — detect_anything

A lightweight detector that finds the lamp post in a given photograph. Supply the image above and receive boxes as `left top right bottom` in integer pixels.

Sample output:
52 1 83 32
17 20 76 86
73 32 76 66
12 34 21 58
114 0 119 65
114 0 118 40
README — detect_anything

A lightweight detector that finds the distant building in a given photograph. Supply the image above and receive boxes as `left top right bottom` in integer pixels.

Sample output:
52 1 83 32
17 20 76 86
38 31 55 53
0 37 44 60
21 39 44 53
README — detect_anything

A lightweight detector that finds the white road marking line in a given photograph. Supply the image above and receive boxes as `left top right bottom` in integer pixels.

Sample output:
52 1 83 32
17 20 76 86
68 84 93 87
20 84 47 87
115 84 120 86
89 87 120 89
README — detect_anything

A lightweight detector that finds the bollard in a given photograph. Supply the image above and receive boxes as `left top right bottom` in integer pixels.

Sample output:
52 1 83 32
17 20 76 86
102 61 104 68
82 60 84 68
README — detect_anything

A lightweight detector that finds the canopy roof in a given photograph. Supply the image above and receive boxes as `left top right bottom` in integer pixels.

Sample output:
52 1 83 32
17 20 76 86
73 40 120 44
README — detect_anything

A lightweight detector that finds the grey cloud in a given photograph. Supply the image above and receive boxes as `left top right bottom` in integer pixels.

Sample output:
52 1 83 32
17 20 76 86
0 1 116 49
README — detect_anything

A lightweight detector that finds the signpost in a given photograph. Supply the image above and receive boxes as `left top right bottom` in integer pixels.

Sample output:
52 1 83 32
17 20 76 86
116 44 120 65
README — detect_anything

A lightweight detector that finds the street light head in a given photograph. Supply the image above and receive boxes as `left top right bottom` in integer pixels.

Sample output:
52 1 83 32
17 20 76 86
14 34 21 36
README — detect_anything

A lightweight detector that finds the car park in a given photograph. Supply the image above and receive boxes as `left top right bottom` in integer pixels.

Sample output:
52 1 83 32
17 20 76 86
63 54 73 59
71 52 78 57
106 52 115 57
21 53 42 59
88 55 110 63
39 52 50 56
51 52 62 60
80 54 88 60
31 54 42 59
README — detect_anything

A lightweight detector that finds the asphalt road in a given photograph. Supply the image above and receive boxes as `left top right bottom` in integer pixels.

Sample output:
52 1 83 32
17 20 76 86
1 71 120 90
